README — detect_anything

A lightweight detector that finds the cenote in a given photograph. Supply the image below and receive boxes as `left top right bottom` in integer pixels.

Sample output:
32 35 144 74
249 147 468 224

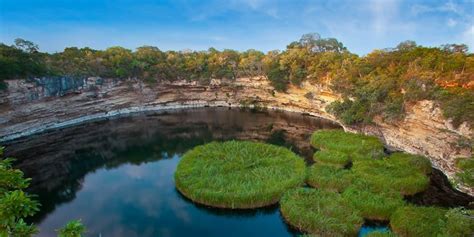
2 107 473 237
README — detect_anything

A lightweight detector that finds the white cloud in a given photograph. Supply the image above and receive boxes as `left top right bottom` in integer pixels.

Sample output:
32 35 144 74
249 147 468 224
370 0 399 35
447 18 458 27
463 25 474 49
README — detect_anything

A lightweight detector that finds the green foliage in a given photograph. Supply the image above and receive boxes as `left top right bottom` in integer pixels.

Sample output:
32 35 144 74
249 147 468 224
443 208 474 237
280 188 363 236
306 164 353 192
389 152 432 175
342 186 404 221
174 141 306 208
0 147 87 237
57 220 86 237
352 158 430 195
310 129 385 161
313 150 350 167
454 157 474 188
0 147 40 236
391 206 474 237
391 206 447 236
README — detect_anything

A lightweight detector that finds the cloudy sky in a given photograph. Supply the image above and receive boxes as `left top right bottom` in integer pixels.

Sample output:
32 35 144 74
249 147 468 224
0 0 472 55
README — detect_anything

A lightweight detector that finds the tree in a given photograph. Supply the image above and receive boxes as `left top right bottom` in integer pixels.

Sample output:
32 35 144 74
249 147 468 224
14 39 38 53
0 147 86 237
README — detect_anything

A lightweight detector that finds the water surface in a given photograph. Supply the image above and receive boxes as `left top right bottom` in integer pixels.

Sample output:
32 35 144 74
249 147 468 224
3 108 472 236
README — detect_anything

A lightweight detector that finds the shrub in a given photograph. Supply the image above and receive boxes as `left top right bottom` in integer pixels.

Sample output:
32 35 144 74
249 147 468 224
310 130 385 161
342 186 405 221
313 150 350 167
280 188 363 236
57 220 86 237
174 141 306 208
306 164 353 192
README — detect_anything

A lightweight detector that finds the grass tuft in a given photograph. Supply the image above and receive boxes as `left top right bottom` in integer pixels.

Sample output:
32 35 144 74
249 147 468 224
280 188 363 236
306 164 353 192
342 186 405 221
352 158 430 196
313 150 350 167
391 206 474 237
389 152 432 174
454 157 474 188
174 141 306 209
310 129 385 161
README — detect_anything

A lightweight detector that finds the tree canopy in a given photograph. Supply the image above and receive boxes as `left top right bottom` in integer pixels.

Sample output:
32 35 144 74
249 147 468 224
0 34 472 127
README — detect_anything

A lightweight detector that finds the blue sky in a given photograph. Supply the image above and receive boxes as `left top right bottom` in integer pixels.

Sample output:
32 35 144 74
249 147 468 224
0 0 473 55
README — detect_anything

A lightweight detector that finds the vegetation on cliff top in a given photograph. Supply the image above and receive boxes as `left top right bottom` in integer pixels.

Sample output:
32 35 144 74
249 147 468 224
0 147 86 237
174 141 306 208
1 33 472 127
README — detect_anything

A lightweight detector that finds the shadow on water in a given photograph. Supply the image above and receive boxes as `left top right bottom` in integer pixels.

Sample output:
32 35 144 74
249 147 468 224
2 107 472 236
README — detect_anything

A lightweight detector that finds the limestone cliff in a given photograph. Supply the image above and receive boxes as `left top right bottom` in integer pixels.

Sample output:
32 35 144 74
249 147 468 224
0 77 472 194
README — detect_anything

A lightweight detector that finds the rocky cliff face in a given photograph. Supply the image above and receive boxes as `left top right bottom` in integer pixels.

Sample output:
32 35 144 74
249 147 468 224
0 77 472 194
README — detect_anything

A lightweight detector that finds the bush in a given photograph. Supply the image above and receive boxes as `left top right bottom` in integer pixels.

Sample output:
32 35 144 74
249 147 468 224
174 141 306 208
306 164 353 192
57 220 86 237
280 188 363 236
313 150 350 167
342 186 405 221
310 130 385 161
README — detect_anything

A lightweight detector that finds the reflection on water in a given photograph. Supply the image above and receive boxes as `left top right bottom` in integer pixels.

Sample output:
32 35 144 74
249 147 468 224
4 108 340 237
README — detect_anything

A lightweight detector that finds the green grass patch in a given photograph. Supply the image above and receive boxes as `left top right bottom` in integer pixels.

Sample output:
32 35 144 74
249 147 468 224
389 152 432 174
306 164 354 192
280 188 363 236
391 206 474 237
391 206 447 236
313 150 350 167
310 129 385 161
455 157 474 188
352 158 430 195
342 186 405 221
174 141 306 209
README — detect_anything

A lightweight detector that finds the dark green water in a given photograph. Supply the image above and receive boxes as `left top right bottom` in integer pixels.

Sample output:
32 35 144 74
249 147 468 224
3 108 471 237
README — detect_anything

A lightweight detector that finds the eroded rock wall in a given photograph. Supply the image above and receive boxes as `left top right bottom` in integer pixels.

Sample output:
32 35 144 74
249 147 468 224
0 77 472 194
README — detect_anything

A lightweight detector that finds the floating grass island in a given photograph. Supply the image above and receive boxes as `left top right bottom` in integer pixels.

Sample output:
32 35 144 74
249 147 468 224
342 186 404 221
352 158 430 196
310 129 385 161
174 141 306 209
391 206 474 236
280 188 363 236
173 130 472 235
306 164 353 192
313 150 350 167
